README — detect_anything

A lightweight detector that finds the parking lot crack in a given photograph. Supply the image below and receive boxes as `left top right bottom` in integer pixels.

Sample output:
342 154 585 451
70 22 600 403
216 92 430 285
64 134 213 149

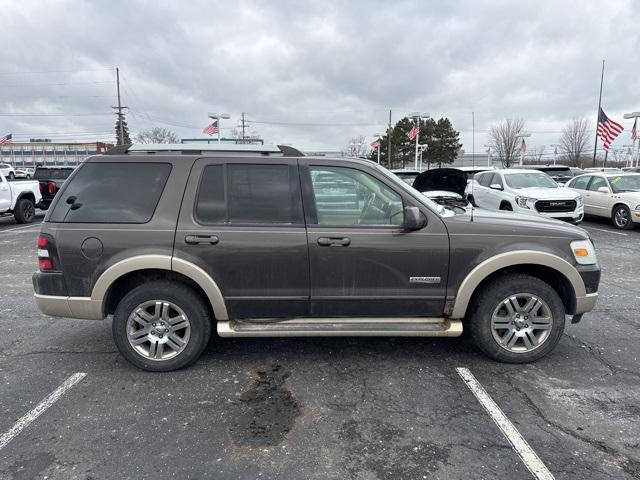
564 333 640 380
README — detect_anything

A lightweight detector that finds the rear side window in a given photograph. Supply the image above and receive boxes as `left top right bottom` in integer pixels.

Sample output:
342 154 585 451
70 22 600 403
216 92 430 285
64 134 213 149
49 162 171 223
569 176 590 190
195 163 302 225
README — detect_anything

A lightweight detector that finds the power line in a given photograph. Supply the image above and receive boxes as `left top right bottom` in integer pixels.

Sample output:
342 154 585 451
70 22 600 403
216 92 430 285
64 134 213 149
0 112 111 117
0 81 113 88
0 68 115 76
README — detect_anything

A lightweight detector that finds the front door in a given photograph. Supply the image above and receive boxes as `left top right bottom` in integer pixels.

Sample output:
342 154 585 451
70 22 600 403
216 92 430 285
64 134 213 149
300 160 449 317
174 157 309 319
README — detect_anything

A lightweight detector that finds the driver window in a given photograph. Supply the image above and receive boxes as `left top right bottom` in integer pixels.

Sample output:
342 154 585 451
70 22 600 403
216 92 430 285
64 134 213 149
309 166 404 226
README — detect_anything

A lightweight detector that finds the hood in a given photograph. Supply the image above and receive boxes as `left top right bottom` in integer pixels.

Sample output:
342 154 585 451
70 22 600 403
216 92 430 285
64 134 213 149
412 168 467 197
510 187 581 200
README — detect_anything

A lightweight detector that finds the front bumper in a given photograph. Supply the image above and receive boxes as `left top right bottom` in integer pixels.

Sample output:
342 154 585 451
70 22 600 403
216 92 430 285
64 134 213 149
573 264 600 314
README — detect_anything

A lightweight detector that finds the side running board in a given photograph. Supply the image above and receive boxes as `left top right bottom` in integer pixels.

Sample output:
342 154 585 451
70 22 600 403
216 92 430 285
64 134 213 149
217 317 462 337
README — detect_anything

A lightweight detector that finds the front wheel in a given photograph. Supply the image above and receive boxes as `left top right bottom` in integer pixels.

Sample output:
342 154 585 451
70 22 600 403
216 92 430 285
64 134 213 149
112 281 212 371
14 198 35 223
612 205 634 230
467 274 565 363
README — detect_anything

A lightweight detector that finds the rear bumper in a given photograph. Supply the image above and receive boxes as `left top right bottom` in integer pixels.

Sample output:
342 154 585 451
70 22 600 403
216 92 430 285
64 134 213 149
34 293 103 320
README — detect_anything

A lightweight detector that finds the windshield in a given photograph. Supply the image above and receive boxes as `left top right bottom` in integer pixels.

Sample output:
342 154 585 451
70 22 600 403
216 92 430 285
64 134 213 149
374 164 447 215
608 175 640 193
34 168 74 180
504 172 558 189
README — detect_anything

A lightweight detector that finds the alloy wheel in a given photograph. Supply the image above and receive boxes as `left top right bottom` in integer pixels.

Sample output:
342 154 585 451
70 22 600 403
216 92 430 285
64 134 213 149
126 300 191 361
614 207 629 228
490 293 553 353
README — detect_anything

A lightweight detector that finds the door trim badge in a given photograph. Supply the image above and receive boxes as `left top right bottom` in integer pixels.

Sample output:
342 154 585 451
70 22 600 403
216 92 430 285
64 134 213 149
410 276 441 284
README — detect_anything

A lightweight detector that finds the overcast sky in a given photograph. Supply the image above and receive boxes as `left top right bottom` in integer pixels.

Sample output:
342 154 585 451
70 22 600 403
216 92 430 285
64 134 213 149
2 0 639 156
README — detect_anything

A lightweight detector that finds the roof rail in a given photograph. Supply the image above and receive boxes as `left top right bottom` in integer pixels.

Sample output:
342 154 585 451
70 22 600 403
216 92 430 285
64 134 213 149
104 143 304 156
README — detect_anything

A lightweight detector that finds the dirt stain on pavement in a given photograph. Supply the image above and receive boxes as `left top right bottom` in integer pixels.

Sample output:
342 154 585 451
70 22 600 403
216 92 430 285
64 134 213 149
230 364 300 447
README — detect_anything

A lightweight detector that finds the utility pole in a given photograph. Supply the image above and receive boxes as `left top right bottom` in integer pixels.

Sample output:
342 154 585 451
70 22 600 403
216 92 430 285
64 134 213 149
388 109 392 168
112 67 128 145
241 112 246 142
592 60 605 167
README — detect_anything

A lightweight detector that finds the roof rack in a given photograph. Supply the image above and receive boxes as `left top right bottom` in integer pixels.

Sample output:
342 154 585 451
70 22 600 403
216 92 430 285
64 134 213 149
104 143 303 156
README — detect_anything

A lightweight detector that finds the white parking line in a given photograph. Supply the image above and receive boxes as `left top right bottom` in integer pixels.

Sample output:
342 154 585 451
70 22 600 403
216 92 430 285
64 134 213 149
0 372 86 451
456 368 554 480
583 226 628 236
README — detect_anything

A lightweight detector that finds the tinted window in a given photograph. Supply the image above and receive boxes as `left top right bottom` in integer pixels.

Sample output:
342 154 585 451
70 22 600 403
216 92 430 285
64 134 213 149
310 166 403 226
195 164 301 224
569 176 590 190
477 172 492 187
49 162 171 223
587 176 608 192
34 168 74 180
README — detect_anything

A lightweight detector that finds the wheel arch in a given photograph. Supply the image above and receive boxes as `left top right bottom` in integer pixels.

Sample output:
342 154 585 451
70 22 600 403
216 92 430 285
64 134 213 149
15 191 36 206
93 255 228 320
450 250 584 319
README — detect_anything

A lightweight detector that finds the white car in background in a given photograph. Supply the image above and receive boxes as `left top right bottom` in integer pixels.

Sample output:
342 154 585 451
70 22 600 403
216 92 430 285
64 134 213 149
0 163 16 180
469 169 584 224
565 172 640 230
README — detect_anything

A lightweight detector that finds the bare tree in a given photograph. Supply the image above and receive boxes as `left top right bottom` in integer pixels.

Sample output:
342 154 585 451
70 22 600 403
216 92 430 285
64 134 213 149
135 127 180 144
560 117 591 167
344 135 369 157
488 118 526 168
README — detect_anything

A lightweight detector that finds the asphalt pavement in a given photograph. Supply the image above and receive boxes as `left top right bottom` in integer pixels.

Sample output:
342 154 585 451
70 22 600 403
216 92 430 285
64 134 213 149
0 212 638 480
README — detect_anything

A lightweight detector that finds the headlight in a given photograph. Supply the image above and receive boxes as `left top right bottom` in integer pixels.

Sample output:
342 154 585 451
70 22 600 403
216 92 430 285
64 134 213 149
515 196 536 209
570 239 597 265
576 196 583 207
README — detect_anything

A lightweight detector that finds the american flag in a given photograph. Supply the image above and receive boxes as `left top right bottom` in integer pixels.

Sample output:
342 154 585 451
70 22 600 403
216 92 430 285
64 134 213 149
597 108 624 151
0 133 12 145
519 138 526 153
370 139 380 148
632 118 637 142
202 121 219 136
407 126 419 141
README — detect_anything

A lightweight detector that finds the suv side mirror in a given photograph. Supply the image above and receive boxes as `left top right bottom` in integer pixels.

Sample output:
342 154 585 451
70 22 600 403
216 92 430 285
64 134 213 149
403 206 427 231
490 183 503 190
597 186 610 194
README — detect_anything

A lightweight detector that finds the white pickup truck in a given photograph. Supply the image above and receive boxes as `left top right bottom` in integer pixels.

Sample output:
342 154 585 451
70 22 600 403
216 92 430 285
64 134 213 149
0 171 42 223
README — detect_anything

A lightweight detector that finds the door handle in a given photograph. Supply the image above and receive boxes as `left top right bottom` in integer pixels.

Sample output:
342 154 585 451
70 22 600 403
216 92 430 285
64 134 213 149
185 234 219 245
317 237 351 247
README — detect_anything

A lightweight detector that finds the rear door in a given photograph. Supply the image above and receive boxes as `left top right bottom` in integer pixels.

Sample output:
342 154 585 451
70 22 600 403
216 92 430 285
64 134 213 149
584 175 610 217
300 159 449 317
174 157 309 319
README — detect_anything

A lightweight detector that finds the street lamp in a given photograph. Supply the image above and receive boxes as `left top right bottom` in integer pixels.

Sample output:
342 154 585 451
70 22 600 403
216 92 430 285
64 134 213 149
515 133 531 167
208 112 231 143
408 112 429 170
624 112 640 168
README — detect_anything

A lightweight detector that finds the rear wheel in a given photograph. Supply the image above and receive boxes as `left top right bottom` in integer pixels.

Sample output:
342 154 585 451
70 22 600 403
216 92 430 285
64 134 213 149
467 274 565 363
112 281 212 371
14 198 35 223
612 205 634 230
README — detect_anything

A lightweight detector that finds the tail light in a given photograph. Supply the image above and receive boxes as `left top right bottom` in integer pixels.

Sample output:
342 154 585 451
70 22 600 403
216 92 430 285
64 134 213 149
37 234 58 271
48 182 57 195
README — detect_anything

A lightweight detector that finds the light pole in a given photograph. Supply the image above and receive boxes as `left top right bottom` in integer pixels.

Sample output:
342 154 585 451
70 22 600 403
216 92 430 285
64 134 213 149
550 143 561 166
418 144 428 171
409 112 428 170
624 112 640 168
515 133 531 167
208 113 231 142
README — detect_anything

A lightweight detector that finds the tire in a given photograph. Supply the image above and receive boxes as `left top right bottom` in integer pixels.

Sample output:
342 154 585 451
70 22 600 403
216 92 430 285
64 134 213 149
26 174 31 179
467 274 565 363
499 202 513 211
14 198 35 224
8 172 14 180
611 204 634 230
112 281 212 372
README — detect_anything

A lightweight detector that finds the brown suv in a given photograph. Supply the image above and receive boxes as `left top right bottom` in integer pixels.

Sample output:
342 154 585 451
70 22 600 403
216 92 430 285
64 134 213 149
32 144 600 371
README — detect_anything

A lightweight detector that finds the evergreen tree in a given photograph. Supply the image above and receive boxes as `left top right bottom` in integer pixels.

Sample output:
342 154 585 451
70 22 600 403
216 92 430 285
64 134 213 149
422 118 462 168
115 115 131 145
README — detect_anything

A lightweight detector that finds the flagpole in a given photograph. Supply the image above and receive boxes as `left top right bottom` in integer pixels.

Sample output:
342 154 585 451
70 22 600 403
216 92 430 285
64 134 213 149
592 60 605 167
414 117 420 170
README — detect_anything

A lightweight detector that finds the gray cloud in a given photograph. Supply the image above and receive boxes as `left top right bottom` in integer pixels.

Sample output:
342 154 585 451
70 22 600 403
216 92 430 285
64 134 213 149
1 0 639 153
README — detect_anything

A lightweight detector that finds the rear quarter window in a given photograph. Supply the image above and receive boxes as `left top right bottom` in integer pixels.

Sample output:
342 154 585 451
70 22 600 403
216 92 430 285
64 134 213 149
48 162 171 223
